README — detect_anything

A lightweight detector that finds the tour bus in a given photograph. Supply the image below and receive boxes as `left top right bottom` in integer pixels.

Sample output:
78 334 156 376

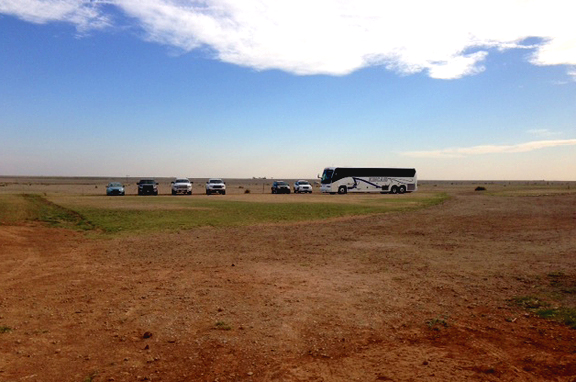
320 167 417 194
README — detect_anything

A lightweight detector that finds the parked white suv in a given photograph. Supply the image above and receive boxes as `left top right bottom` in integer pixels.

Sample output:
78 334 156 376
171 178 192 195
293 180 313 193
206 178 226 195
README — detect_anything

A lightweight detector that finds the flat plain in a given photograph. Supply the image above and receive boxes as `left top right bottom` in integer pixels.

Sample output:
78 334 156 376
1 177 575 381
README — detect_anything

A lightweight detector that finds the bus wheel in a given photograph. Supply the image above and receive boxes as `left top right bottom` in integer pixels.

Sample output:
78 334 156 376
398 185 406 194
338 186 347 194
390 186 398 194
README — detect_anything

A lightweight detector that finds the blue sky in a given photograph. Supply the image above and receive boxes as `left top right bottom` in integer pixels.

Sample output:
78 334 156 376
1 1 575 180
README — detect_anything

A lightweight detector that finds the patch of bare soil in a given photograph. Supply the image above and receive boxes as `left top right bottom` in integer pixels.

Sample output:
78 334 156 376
1 191 576 381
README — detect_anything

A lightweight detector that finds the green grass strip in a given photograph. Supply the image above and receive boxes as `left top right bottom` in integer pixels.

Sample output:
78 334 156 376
62 193 448 235
1 192 447 235
0 194 93 230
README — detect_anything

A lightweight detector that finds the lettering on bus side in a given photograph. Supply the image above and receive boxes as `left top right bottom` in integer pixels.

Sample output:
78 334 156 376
369 177 388 182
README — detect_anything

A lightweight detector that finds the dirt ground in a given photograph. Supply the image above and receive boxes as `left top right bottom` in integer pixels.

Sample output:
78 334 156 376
1 184 576 381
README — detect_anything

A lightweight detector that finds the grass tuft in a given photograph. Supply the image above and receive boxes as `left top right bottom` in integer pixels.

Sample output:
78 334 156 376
535 308 576 329
510 296 547 310
215 321 232 330
82 370 99 382
511 275 576 329
426 316 449 330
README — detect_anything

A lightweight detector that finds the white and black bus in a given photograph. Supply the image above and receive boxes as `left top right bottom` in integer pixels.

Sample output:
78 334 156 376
320 167 417 194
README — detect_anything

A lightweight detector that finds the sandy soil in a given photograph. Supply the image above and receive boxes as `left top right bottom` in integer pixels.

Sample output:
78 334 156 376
1 185 576 381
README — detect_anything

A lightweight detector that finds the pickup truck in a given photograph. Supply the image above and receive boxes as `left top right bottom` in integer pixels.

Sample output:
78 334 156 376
171 178 192 195
137 179 158 195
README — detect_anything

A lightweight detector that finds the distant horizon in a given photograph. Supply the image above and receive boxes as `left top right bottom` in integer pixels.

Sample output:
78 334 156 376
1 175 575 183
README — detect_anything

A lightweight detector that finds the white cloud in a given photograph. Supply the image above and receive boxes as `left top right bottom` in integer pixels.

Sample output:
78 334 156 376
527 129 562 137
0 0 110 31
402 139 576 158
427 52 488 80
1 0 575 78
568 67 576 81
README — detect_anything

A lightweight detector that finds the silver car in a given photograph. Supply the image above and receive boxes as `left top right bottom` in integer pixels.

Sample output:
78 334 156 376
293 180 312 194
206 178 226 195
106 182 125 196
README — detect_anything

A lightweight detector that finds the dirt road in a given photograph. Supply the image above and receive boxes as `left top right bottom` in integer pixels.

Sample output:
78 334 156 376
1 189 575 381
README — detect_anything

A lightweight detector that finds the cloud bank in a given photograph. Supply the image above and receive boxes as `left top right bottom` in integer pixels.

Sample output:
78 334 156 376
402 139 576 158
1 0 575 78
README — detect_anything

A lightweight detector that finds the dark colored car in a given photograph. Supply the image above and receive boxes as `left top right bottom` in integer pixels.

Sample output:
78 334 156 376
271 181 290 194
137 179 159 195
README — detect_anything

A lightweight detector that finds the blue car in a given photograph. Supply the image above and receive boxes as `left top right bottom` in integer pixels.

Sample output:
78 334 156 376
106 182 125 196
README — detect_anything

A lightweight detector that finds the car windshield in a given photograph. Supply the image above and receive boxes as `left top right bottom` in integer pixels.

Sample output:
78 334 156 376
277 182 288 186
109 182 122 187
210 179 223 183
175 179 189 183
321 170 334 184
140 180 155 184
298 181 310 185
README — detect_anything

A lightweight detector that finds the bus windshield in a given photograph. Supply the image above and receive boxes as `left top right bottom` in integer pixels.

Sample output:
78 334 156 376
321 169 334 184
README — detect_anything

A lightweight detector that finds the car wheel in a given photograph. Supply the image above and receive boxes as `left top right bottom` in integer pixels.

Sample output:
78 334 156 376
172 190 176 195
398 185 406 194
222 191 226 195
188 191 192 195
338 186 347 194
